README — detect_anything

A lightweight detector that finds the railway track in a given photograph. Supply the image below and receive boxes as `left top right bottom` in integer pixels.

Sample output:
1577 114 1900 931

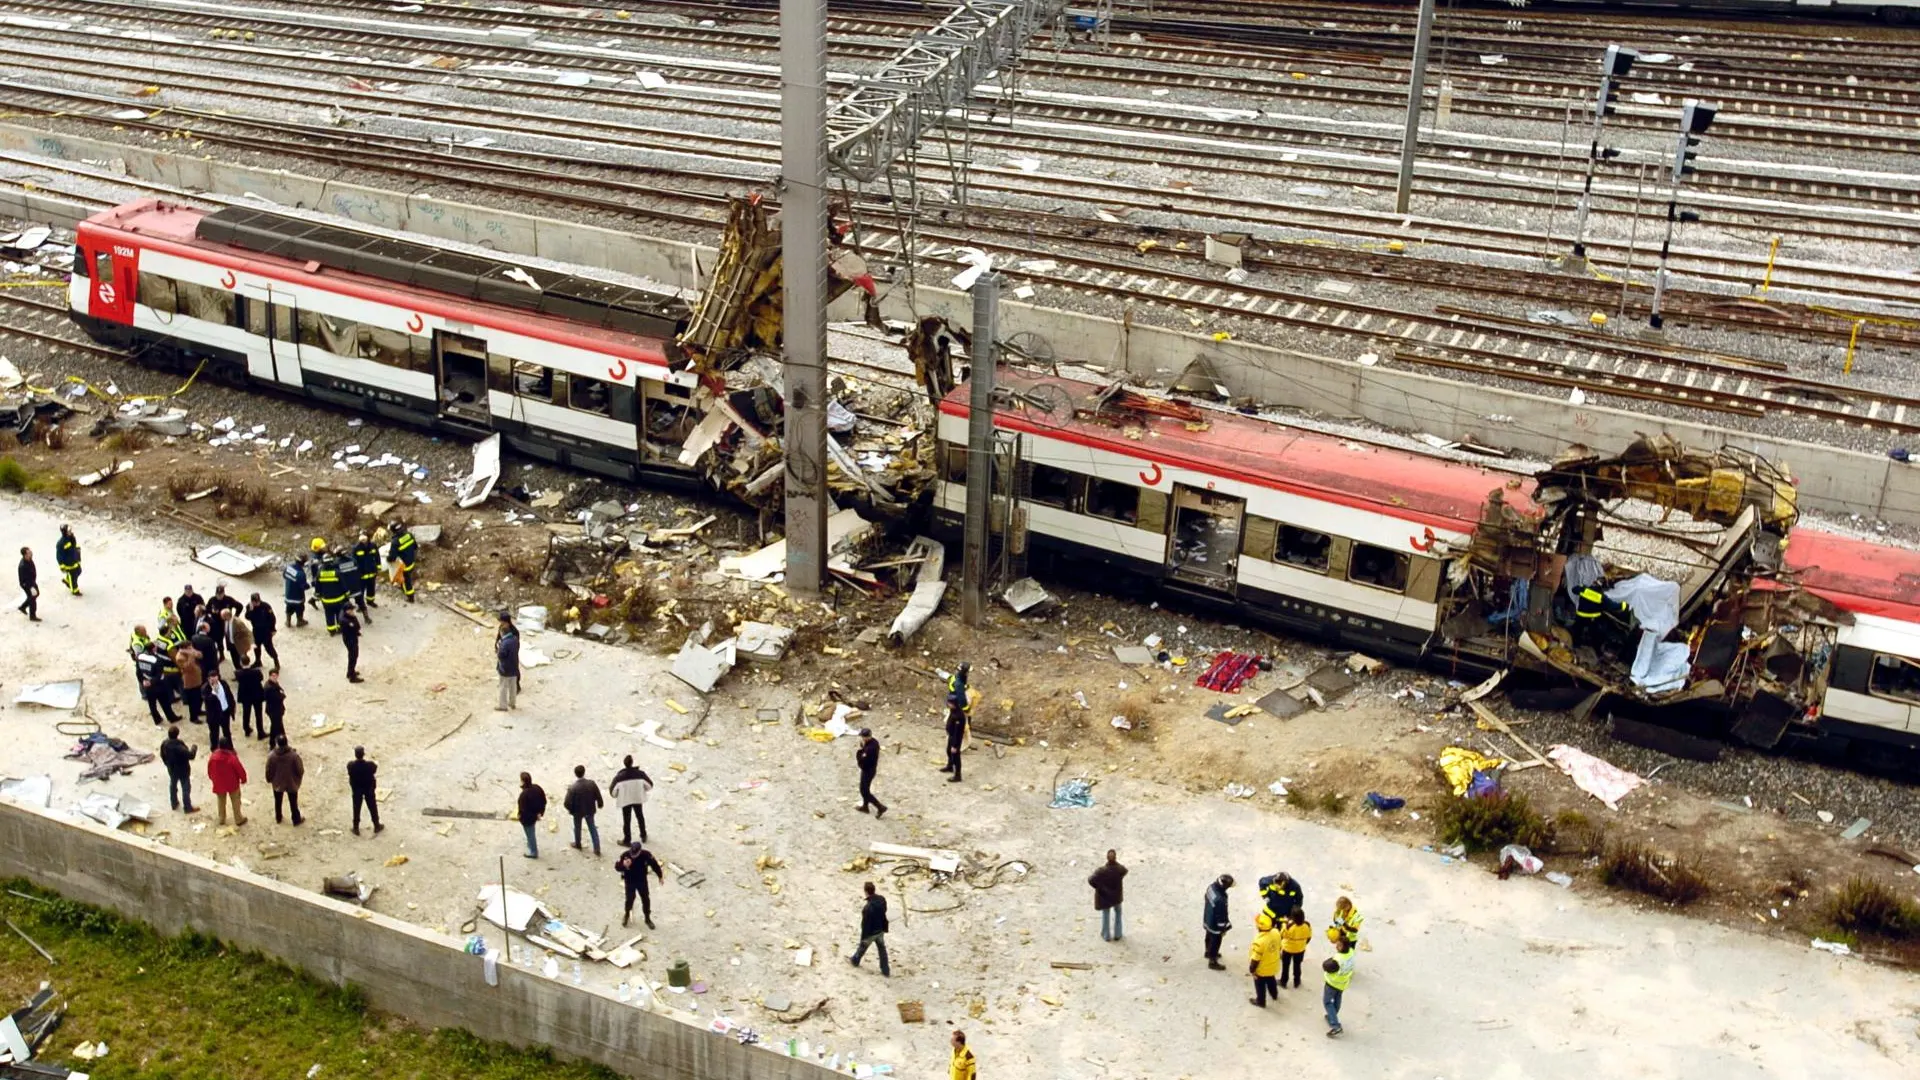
0 287 126 359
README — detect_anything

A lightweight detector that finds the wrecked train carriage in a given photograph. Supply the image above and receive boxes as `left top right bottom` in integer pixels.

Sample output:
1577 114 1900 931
929 370 1919 762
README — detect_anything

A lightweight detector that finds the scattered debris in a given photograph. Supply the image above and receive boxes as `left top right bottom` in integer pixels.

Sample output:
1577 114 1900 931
1546 745 1645 810
1810 938 1852 957
13 682 83 710
71 460 132 487
887 537 947 645
191 545 271 577
896 1001 926 1024
1840 818 1873 841
1000 577 1054 615
1050 779 1095 809
455 433 502 508
6 919 54 964
1194 651 1261 693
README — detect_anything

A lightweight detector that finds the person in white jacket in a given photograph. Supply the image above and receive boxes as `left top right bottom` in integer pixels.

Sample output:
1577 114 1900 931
610 754 654 845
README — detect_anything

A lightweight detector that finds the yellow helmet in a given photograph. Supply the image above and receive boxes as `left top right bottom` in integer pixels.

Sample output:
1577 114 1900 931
310 537 328 553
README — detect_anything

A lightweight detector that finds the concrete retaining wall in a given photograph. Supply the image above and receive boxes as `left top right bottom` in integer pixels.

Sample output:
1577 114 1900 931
10 124 1913 526
0 800 834 1080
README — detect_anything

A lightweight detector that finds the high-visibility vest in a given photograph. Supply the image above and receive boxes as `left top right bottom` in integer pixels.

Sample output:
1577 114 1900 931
1575 587 1606 618
316 563 345 601
129 631 155 656
391 531 417 567
1325 950 1356 991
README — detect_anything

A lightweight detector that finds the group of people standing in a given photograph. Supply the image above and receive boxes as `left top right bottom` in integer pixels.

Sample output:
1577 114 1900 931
1208 871 1364 1037
279 521 422 682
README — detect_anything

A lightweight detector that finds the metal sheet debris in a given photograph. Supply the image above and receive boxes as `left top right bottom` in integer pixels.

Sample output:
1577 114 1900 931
735 622 794 663
191 545 270 576
0 775 52 807
455 433 502 508
14 682 82 710
671 635 736 694
1000 577 1054 614
477 885 547 932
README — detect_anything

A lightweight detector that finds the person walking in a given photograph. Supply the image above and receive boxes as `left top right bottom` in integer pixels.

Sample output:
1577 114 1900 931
949 1030 977 1080
388 520 419 602
854 728 887 817
236 660 266 740
339 607 364 683
159 724 199 813
1088 849 1127 942
494 612 520 710
940 704 966 782
1327 896 1364 947
207 738 248 826
175 640 205 726
282 553 311 628
263 669 288 743
347 745 382 835
564 764 604 856
615 839 664 928
203 669 234 747
1281 906 1313 989
517 772 546 858
16 546 39 620
1202 873 1234 970
352 531 381 614
610 755 653 845
265 737 305 825
1248 913 1282 1008
1323 934 1356 1037
1259 870 1304 926
848 881 891 977
53 524 81 595
246 593 279 670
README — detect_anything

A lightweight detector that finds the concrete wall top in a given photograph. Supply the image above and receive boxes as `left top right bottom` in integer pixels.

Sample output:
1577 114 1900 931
8 124 1910 527
0 799 842 1080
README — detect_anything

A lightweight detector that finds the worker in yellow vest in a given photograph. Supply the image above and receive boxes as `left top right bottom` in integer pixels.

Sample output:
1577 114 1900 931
1247 913 1282 1008
1323 934 1357 1038
1327 896 1364 947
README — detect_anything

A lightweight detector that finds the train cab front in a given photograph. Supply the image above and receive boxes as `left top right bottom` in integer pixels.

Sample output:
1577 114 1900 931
66 228 141 349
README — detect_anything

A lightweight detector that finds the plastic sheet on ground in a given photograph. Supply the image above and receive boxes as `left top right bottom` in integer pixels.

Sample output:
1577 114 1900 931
1547 744 1646 810
15 680 83 709
1604 573 1688 691
1499 844 1544 875
1050 779 1095 809
191 545 270 576
1438 746 1504 797
477 885 548 932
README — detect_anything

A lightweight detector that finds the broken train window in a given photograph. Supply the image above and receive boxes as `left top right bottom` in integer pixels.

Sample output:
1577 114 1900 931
1868 654 1920 706
1348 542 1409 593
1086 476 1140 525
1277 524 1332 573
1028 463 1084 510
939 441 967 484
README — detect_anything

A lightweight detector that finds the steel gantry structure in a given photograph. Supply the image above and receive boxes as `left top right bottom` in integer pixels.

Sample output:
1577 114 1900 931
782 0 1069 594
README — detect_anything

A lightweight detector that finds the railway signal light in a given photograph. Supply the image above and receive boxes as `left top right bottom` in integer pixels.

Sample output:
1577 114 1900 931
1673 99 1718 181
1571 44 1641 258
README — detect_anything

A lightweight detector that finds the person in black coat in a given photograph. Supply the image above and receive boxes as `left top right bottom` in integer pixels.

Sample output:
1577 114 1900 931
236 661 267 740
202 670 234 747
615 840 664 928
263 669 288 743
176 584 203 635
246 594 279 670
941 706 966 782
849 881 891 976
347 745 382 835
563 764 604 856
340 608 363 683
1202 874 1235 970
517 772 546 858
16 546 39 620
53 525 80 595
855 729 887 817
159 724 199 813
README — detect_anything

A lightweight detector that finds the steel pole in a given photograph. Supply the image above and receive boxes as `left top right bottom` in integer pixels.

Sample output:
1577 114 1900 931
1394 0 1438 215
961 275 999 627
781 0 830 595
1570 77 1612 258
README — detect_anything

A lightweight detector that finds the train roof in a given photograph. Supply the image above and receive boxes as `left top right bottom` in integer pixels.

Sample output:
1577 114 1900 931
945 370 1920 623
80 200 685 366
941 370 1532 532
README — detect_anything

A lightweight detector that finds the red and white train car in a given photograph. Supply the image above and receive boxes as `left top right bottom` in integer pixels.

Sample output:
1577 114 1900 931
931 371 1920 761
69 199 706 483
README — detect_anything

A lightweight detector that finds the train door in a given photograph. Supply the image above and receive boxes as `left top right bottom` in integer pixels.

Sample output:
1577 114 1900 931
1166 483 1245 594
434 329 492 426
238 285 304 388
86 242 136 324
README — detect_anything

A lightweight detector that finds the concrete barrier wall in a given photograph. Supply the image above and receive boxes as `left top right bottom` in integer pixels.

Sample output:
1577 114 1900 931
10 124 1912 526
0 800 834 1080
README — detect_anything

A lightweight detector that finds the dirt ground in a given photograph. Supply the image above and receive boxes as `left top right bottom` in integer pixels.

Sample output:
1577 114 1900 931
4 491 1920 1078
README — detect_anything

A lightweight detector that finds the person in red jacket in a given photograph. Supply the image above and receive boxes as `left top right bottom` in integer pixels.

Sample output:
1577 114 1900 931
207 738 249 826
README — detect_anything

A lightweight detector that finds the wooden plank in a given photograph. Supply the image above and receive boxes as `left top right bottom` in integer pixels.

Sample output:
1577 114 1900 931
1469 700 1550 767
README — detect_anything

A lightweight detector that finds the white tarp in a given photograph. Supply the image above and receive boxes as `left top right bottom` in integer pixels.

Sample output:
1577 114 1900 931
1605 573 1689 692
192 545 269 577
477 884 547 932
455 433 502 508
14 681 82 709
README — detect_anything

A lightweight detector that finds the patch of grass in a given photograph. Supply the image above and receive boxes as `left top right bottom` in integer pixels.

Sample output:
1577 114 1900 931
332 495 362 529
42 423 65 451
1600 838 1711 906
24 471 71 497
1547 809 1607 857
1317 790 1349 814
1822 877 1920 940
0 455 27 492
439 551 476 585
1434 791 1554 854
99 429 154 453
165 470 211 501
0 881 622 1080
502 549 541 583
269 492 313 525
227 478 268 515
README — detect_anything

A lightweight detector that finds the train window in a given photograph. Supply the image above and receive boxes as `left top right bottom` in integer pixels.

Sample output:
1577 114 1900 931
663 382 692 400
511 361 553 399
361 326 416 368
72 245 89 278
271 304 297 343
607 383 637 423
1277 525 1332 573
570 374 613 417
940 441 967 484
93 250 112 281
408 336 431 371
297 309 353 353
1348 542 1410 593
176 281 236 325
1086 477 1139 525
1028 463 1082 509
138 272 177 316
1868 654 1920 706
244 297 268 336
1241 515 1278 562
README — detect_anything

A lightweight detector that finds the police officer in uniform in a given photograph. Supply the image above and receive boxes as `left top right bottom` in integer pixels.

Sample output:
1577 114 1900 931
387 520 418 603
130 624 177 725
54 524 81 595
